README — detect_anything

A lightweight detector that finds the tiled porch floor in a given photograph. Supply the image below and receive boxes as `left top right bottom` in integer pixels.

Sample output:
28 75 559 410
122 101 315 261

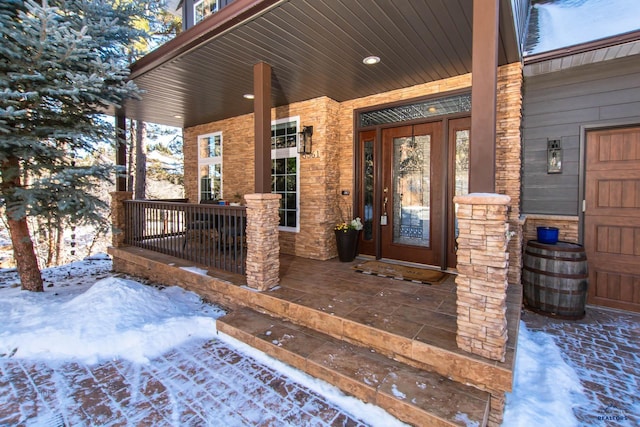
110 247 521 425
267 254 520 369
219 254 522 425
111 247 520 382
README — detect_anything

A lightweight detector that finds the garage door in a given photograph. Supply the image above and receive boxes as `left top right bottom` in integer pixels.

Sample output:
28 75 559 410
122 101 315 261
585 126 640 312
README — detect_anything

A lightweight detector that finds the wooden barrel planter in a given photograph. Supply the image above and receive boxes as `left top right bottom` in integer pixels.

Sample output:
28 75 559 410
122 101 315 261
522 240 588 319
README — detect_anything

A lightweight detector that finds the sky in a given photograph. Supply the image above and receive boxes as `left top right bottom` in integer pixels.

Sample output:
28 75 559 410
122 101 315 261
0 255 586 426
526 0 640 55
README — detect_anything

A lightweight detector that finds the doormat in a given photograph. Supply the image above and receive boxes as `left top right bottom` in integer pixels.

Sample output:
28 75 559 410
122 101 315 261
352 260 450 285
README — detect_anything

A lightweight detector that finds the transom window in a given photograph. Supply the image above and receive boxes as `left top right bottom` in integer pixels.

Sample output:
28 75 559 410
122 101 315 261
194 0 218 24
197 132 222 201
271 118 299 231
359 93 471 127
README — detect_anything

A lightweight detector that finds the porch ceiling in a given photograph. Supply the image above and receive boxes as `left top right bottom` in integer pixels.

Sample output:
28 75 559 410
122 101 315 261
124 0 521 128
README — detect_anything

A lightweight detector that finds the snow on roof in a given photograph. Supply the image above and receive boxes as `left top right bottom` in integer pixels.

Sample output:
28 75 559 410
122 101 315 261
524 0 640 55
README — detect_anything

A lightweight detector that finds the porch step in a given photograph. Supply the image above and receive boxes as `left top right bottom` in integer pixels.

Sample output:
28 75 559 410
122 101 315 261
217 307 490 427
250 283 518 395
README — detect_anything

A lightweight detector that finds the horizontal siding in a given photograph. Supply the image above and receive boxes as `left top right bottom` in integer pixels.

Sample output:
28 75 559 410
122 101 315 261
524 85 640 116
522 55 640 215
524 68 640 103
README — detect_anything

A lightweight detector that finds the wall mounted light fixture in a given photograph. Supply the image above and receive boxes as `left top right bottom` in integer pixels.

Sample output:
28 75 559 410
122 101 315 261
547 138 562 173
298 126 313 155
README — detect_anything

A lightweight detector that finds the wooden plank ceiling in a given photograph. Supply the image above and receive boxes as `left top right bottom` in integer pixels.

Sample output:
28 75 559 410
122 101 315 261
124 0 520 128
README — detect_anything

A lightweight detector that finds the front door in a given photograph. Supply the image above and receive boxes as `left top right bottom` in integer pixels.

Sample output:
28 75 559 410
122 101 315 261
381 123 444 264
584 126 640 312
358 122 445 265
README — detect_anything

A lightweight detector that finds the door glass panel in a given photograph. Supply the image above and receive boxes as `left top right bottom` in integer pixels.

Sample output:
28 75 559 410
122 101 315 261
455 130 470 196
454 129 470 238
363 140 374 241
393 134 431 247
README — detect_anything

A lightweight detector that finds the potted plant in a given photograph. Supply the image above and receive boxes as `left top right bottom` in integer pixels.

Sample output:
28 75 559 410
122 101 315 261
230 193 243 206
334 217 363 262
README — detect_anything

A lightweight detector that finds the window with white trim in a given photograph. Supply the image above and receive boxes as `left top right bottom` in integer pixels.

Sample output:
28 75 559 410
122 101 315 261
271 118 300 231
194 0 218 24
197 132 222 201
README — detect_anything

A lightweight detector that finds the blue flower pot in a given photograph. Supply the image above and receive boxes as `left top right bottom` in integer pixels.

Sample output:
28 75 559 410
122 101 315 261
537 227 559 244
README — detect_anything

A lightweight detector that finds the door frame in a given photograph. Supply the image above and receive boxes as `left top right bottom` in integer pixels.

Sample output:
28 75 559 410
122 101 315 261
354 109 470 269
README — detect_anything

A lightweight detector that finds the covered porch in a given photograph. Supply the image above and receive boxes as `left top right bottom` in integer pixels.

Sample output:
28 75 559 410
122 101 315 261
108 245 521 426
110 185 518 425
110 1 527 425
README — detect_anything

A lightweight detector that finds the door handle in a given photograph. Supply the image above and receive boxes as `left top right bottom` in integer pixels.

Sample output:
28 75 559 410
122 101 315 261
381 196 388 225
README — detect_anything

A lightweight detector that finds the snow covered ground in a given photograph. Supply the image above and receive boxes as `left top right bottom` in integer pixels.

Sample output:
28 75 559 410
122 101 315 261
0 255 618 426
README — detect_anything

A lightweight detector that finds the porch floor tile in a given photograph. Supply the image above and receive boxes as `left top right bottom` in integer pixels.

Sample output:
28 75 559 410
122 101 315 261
112 247 520 387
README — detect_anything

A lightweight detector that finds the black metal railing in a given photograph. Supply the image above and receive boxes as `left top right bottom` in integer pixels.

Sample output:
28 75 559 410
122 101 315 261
123 200 247 274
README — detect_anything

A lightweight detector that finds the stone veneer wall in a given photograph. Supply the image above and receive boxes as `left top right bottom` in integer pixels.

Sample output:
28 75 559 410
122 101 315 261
245 193 281 290
182 63 523 268
280 98 341 259
183 98 341 260
495 62 524 287
110 192 132 247
455 193 510 363
455 193 511 427
183 113 255 205
522 214 579 244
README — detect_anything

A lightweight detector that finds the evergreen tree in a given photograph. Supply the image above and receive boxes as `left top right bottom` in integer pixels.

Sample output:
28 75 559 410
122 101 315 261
0 0 146 291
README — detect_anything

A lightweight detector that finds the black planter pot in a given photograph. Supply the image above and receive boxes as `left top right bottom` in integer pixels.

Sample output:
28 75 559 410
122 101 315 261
335 229 359 262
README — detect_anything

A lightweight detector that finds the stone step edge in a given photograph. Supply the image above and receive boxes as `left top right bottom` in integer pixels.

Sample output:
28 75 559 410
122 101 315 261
217 307 490 427
109 247 511 393
251 290 513 393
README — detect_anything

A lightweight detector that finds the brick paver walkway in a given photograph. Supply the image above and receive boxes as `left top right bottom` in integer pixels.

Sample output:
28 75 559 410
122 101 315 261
2 255 638 426
523 306 639 427
0 338 367 426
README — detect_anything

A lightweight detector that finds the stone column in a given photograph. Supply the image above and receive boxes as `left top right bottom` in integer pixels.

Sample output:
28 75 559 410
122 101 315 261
245 193 281 290
110 191 132 248
454 193 510 362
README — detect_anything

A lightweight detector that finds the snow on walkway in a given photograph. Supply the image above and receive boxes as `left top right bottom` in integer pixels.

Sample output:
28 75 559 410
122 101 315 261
1 255 637 426
0 257 403 426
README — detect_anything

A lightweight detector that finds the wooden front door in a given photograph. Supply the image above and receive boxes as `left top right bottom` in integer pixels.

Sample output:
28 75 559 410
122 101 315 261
380 122 444 265
357 122 445 266
585 126 640 312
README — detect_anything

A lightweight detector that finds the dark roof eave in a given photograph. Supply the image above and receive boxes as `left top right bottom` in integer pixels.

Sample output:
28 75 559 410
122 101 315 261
130 0 284 80
523 29 640 65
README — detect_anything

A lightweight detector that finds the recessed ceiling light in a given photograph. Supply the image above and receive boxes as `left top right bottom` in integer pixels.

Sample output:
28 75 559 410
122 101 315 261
428 107 437 113
363 55 380 65
243 93 255 99
173 114 182 119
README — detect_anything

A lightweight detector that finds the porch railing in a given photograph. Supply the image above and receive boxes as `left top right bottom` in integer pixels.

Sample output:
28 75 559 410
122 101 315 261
123 200 247 274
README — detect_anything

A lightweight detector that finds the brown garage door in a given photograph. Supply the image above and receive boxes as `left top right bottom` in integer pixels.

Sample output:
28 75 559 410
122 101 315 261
585 126 640 312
